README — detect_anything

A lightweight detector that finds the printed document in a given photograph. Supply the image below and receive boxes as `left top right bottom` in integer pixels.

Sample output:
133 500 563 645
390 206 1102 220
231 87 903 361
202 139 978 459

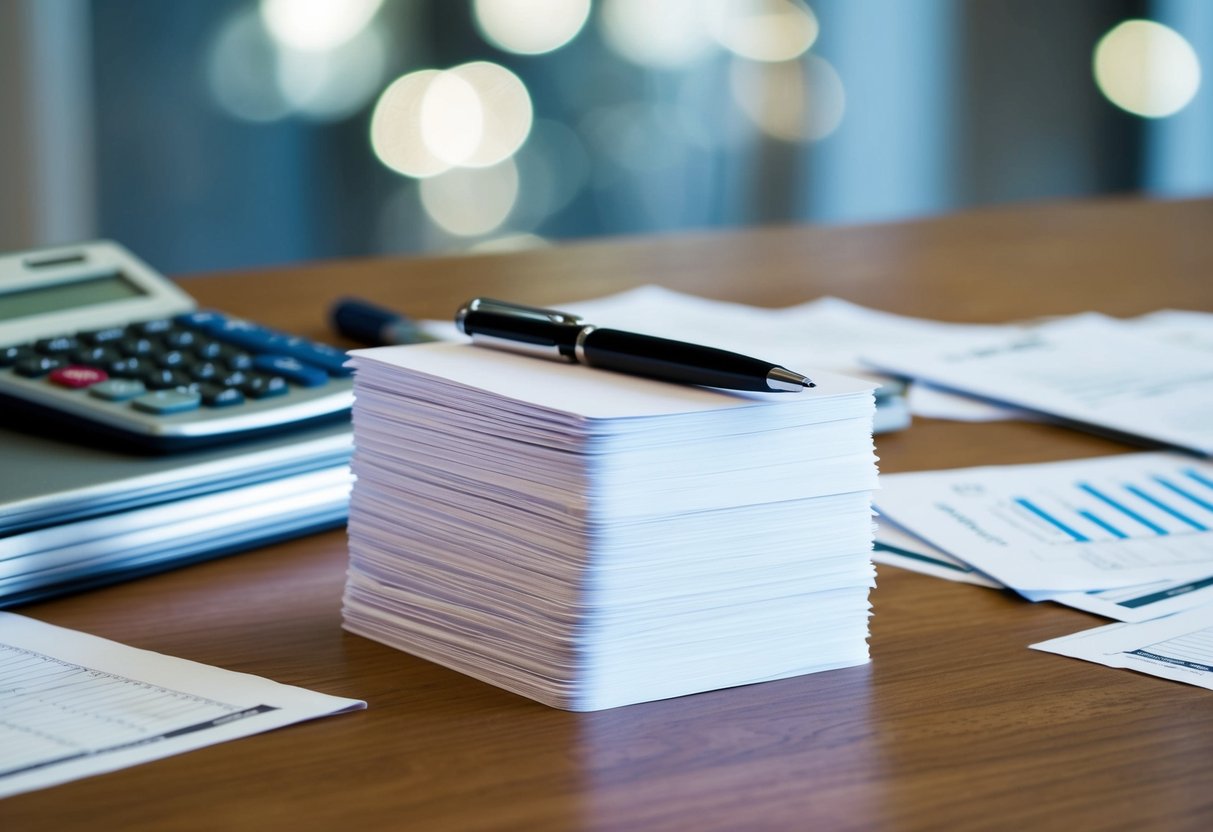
863 314 1213 455
1032 603 1213 692
874 452 1213 592
0 613 364 798
875 518 1213 622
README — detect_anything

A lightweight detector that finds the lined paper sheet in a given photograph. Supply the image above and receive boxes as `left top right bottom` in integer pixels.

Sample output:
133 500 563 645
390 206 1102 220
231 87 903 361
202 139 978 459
0 613 364 798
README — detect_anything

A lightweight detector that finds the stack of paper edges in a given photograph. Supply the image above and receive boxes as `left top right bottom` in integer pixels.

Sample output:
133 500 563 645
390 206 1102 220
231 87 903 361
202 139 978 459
341 342 879 710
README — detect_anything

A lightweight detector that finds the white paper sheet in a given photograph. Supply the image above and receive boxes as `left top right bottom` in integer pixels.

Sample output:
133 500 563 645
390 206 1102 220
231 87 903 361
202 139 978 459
1031 603 1213 692
875 518 1213 621
0 613 364 798
873 520 1002 587
864 314 1213 454
875 452 1213 592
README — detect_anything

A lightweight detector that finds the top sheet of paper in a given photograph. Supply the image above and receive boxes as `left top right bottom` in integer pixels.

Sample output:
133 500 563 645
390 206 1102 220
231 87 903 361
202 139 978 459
350 341 876 422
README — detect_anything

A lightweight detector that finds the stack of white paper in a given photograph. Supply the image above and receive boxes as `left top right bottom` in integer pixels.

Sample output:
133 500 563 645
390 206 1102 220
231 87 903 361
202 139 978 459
340 342 878 711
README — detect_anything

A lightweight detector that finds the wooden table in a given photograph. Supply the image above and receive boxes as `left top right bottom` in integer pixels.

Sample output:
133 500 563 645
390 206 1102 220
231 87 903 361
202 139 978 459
6 197 1213 830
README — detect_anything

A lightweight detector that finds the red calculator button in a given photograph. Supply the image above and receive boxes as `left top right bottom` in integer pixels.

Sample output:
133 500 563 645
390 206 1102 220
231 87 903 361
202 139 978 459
49 365 109 389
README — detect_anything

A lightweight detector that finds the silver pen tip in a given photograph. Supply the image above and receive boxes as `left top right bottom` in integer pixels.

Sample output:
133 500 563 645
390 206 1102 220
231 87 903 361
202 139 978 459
767 366 814 392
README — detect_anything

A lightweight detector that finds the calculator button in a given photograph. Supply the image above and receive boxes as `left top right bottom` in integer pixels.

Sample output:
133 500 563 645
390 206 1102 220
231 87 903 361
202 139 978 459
175 310 227 330
190 361 222 381
141 368 193 390
253 354 328 387
163 329 197 349
199 384 244 407
49 365 108 389
220 348 254 370
118 336 156 356
209 319 278 352
89 378 146 401
71 345 122 366
131 318 174 336
0 345 36 367
151 348 189 368
107 356 148 377
192 338 225 360
34 335 79 355
218 369 249 388
242 374 288 398
13 355 64 377
78 326 127 345
263 335 352 376
131 389 201 414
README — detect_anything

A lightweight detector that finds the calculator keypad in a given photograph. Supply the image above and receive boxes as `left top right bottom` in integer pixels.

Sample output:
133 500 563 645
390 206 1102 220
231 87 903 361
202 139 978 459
0 311 351 420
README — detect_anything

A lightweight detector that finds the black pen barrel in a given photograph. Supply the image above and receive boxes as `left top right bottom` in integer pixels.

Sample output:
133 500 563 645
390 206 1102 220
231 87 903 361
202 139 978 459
580 329 778 391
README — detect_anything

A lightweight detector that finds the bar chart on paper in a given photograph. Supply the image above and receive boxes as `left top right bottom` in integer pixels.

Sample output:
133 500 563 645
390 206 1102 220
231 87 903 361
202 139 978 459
1007 465 1211 544
874 453 1213 592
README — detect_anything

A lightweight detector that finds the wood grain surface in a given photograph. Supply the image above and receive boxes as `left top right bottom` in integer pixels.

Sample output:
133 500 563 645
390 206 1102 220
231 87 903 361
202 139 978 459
5 196 1212 831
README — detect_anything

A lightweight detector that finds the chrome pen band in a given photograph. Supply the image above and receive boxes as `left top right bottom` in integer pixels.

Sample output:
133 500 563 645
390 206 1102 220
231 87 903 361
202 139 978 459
573 325 597 364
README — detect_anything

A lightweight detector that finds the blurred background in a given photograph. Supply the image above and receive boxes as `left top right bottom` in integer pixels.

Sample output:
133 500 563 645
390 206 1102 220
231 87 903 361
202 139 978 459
1 0 1210 275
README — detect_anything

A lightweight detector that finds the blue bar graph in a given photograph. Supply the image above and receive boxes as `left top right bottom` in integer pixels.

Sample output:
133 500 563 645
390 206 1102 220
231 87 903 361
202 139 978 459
1078 483 1168 535
1013 466 1213 543
1015 498 1088 541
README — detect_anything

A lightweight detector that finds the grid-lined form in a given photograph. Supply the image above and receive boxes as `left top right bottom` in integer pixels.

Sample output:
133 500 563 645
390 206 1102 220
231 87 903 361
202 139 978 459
1130 627 1213 673
0 643 266 778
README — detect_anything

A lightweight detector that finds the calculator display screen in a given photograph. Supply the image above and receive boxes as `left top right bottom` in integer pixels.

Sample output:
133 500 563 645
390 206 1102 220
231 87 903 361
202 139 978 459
0 271 146 321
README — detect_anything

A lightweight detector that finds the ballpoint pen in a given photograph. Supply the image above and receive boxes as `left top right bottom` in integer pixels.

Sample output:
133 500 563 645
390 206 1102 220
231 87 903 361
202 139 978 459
330 297 438 346
455 297 815 392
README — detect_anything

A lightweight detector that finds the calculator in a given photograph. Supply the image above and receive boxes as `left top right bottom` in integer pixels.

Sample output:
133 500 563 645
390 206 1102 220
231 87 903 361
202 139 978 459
0 240 353 452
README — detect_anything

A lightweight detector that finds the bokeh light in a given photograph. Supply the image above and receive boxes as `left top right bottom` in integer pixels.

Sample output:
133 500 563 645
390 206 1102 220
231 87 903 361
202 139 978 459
710 0 819 63
207 10 294 123
449 62 534 167
473 0 591 55
276 23 389 121
1093 19 1201 118
729 55 845 142
421 71 485 165
419 160 520 236
370 70 454 178
371 62 533 178
260 0 384 52
599 0 716 69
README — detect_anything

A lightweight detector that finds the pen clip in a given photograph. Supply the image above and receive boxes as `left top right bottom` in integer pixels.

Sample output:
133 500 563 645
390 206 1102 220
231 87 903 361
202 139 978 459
455 298 584 334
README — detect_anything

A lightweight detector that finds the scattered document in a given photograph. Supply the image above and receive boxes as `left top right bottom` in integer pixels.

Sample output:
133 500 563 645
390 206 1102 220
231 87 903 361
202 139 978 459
875 452 1213 592
1032 603 1213 692
873 520 1001 587
864 314 1213 455
875 518 1213 622
0 613 364 798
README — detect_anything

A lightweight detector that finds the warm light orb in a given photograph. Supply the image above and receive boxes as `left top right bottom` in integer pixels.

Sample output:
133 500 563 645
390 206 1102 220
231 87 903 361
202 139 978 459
370 70 454 178
371 62 533 179
729 55 845 142
260 0 384 52
1093 19 1201 118
711 0 819 63
473 0 591 55
449 62 534 168
419 160 520 236
599 0 716 68
421 71 486 165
